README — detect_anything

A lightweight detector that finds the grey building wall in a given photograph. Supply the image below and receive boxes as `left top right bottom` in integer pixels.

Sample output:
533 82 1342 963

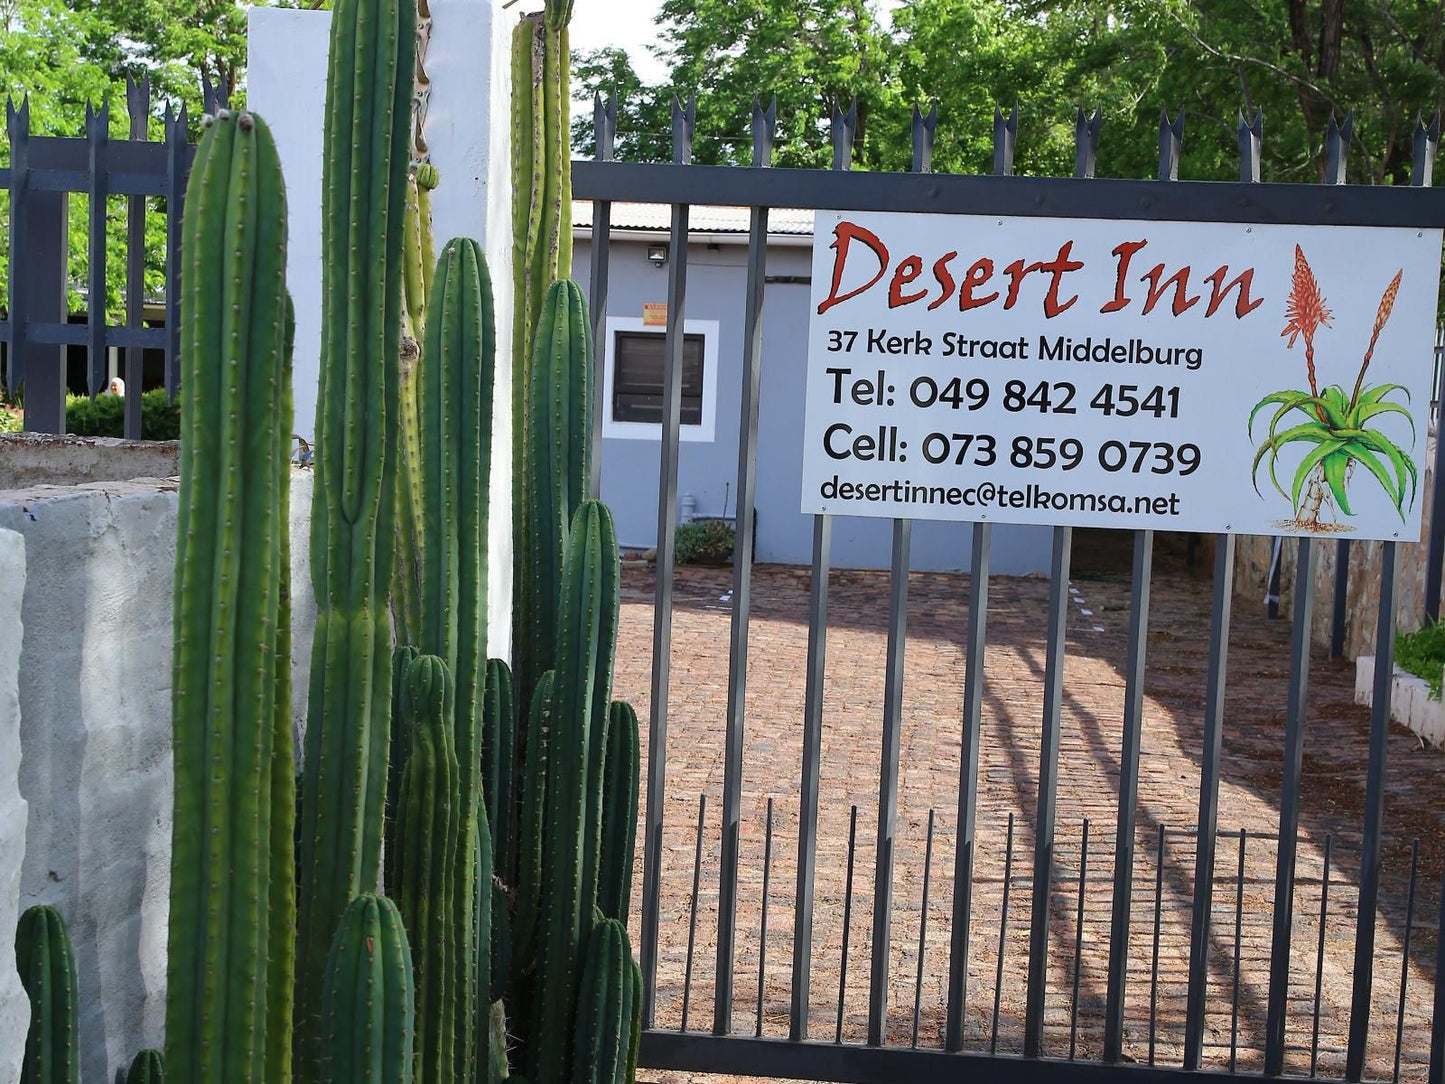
575 235 1054 575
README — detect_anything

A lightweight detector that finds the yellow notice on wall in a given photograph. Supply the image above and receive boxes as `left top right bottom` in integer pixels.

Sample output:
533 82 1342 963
642 303 668 327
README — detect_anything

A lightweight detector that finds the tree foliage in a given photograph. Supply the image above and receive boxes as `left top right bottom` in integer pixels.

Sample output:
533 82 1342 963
573 0 1445 185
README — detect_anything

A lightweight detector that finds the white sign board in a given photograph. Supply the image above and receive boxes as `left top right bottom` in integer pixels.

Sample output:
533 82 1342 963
801 211 1443 540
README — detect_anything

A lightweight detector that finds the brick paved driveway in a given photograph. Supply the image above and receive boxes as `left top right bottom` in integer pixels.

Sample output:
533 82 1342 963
611 551 1445 1083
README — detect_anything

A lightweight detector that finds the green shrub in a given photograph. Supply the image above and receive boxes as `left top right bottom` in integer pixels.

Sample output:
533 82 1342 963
65 389 181 440
674 517 735 564
0 408 20 434
1396 619 1445 699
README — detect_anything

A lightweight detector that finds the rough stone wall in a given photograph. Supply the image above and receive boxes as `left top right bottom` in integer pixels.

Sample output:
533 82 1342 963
0 527 29 1084
0 473 317 1080
0 433 180 489
1234 430 1439 659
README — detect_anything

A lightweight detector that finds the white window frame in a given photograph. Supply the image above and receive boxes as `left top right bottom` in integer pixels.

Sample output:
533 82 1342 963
601 315 720 443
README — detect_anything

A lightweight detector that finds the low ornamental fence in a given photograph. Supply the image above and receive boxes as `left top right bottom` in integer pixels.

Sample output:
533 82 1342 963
0 77 218 438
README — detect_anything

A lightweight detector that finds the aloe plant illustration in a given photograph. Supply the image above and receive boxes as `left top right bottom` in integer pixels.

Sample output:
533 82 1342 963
1249 245 1416 530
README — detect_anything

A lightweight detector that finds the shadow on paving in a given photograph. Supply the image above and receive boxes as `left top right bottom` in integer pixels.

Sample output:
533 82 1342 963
613 542 1443 1083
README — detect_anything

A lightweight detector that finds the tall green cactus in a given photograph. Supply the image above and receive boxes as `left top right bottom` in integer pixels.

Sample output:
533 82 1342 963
511 0 577 723
393 653 462 1084
16 905 78 1084
123 1050 165 1084
297 0 416 1072
322 895 416 1084
529 501 619 1084
516 281 593 764
481 658 515 877
166 107 295 1084
572 919 637 1084
597 701 639 922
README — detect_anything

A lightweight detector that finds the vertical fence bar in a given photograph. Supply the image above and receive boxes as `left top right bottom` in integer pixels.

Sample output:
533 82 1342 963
680 794 707 1033
836 805 859 1045
714 97 776 1038
1184 532 1237 1069
1413 115 1445 623
1311 835 1332 1077
756 797 773 1038
1346 540 1398 1081
1070 819 1090 1061
1149 825 1166 1066
15 95 68 434
911 809 935 1049
586 93 615 498
123 76 148 440
1265 536 1317 1074
1230 829 1247 1073
6 97 30 401
1024 521 1073 1057
1324 113 1353 657
1429 859 1445 1084
991 811 1016 1055
85 99 110 399
790 98 853 1042
640 95 695 1030
791 512 833 1041
867 514 912 1047
1105 523 1152 1062
1393 839 1419 1084
163 102 186 399
944 98 1000 1054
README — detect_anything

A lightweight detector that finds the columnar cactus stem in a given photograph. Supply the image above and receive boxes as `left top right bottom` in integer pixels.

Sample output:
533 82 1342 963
16 905 78 1084
124 1050 166 1084
511 0 575 727
598 701 639 922
481 659 515 877
529 500 619 1084
322 895 416 1084
165 107 294 1084
394 654 462 1084
297 0 416 1071
516 281 593 749
572 918 638 1084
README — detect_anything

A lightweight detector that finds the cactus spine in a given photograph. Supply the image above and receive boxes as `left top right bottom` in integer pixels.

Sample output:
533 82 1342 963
124 1050 165 1084
166 107 294 1084
572 919 638 1084
297 0 416 1073
322 895 416 1084
597 701 639 922
16 905 78 1084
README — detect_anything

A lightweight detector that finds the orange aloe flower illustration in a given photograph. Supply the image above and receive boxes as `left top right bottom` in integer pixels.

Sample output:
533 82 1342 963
1280 244 1332 402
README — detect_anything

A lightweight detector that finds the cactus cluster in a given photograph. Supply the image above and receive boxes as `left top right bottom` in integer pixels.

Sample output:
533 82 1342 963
98 0 646 1079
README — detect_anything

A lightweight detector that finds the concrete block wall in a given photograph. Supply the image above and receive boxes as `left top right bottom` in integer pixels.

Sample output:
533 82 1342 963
0 475 319 1080
0 527 29 1084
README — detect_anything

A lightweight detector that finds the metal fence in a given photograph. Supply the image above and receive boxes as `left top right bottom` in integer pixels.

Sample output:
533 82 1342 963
573 97 1445 1083
1 77 204 438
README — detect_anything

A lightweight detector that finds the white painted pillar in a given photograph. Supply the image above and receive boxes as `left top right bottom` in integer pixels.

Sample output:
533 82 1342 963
248 0 516 654
0 527 28 1084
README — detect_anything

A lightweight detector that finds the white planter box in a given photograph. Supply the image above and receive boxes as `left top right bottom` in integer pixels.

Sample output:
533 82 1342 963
1355 656 1445 747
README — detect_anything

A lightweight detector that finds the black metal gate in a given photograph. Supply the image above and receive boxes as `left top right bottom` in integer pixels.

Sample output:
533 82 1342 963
573 98 1445 1083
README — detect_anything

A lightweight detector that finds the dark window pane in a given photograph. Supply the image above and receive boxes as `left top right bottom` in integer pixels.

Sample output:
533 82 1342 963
613 330 705 425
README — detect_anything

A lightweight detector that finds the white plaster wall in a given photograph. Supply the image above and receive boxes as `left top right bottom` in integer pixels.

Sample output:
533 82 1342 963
249 0 515 658
0 528 29 1084
0 475 317 1079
